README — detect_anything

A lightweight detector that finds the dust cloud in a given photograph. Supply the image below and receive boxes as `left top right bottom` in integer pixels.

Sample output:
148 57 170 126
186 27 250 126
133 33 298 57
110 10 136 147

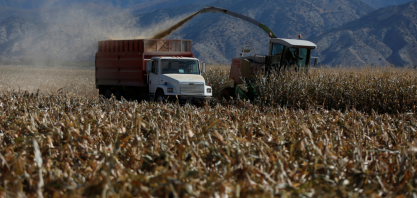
151 11 200 39
0 3 199 95
19 5 145 62
8 3 197 64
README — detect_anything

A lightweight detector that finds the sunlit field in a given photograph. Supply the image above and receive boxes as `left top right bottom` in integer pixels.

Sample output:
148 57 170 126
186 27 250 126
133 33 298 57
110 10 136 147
1 65 417 197
0 66 97 97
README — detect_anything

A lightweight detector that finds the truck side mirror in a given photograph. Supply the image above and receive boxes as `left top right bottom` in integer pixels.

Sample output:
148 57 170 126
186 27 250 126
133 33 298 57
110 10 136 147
314 58 318 68
202 62 206 73
146 61 152 72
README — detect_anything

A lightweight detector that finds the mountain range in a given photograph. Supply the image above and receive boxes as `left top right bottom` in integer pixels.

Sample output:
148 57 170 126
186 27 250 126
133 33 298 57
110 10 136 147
0 0 214 10
313 1 417 66
0 0 415 66
360 0 415 8
0 0 413 9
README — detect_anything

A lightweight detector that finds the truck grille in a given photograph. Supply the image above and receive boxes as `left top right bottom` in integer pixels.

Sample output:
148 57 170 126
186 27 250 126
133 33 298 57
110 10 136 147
181 82 204 95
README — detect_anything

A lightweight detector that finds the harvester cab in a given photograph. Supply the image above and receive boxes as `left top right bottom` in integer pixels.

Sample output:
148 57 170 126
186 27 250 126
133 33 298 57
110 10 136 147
268 38 317 72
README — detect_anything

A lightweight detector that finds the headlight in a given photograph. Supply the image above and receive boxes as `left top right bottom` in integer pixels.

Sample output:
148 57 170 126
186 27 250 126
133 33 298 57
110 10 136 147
167 88 174 92
207 88 212 93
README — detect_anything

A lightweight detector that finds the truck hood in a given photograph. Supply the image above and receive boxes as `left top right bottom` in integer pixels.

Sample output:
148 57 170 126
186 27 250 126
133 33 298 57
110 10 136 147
161 74 205 83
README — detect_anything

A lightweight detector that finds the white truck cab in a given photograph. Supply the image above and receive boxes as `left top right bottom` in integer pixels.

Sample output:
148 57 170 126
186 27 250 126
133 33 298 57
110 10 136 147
146 57 212 104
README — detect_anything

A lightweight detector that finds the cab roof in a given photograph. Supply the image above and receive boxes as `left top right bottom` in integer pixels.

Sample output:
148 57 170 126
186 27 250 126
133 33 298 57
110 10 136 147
153 57 198 60
271 38 317 49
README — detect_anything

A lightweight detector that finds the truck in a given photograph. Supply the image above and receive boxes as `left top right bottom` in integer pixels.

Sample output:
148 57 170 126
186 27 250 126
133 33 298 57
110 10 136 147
95 39 213 104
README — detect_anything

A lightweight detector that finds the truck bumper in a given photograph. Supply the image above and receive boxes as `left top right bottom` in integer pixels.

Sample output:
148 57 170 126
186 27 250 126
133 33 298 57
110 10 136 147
176 95 213 104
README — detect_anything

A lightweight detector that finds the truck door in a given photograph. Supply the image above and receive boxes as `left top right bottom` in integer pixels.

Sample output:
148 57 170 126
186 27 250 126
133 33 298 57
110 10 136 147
149 60 159 94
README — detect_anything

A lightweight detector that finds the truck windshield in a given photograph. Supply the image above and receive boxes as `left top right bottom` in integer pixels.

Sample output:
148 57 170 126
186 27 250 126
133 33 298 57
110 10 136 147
161 59 200 74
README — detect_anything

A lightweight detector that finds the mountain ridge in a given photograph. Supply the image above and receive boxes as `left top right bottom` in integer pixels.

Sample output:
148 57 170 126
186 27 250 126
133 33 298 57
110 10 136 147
0 0 214 10
0 0 412 9
313 1 417 66
0 0 415 66
360 0 415 8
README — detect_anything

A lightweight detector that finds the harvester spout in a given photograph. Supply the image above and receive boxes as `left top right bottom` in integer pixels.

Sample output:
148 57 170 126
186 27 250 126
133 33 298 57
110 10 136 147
152 6 277 39
198 6 277 38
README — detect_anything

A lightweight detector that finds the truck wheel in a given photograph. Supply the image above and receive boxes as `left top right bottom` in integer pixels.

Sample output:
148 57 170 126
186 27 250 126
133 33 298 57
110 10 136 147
155 91 166 103
123 91 132 101
99 86 106 96
105 89 113 99
114 89 122 100
220 87 235 101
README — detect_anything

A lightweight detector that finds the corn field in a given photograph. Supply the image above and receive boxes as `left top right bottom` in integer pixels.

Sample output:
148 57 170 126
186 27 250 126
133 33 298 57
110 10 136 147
1 65 417 197
204 66 417 114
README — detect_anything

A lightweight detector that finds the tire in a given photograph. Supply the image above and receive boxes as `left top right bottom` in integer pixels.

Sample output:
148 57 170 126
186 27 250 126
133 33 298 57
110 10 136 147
114 89 122 100
220 87 235 101
154 91 166 103
123 90 132 101
99 86 106 96
104 89 113 99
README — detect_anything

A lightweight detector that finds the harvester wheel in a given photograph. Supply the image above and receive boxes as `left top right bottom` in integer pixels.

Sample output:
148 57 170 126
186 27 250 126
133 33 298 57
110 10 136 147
220 87 235 101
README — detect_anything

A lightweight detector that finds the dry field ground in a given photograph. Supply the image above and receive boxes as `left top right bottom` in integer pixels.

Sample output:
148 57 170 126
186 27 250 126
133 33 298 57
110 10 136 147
1 65 417 197
0 66 97 97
